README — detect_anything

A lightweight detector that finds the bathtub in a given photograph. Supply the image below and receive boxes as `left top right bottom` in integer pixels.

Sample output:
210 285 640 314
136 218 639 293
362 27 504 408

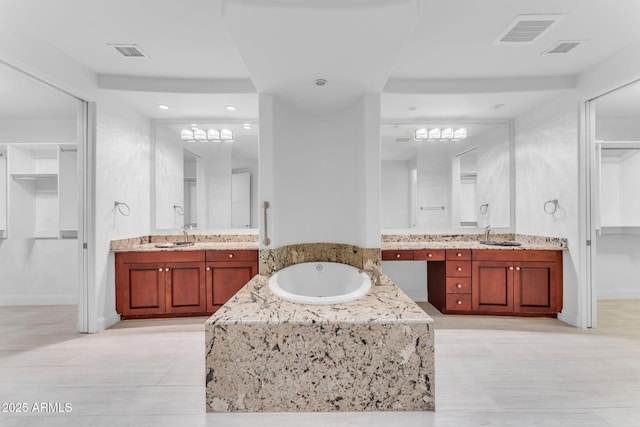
268 262 371 305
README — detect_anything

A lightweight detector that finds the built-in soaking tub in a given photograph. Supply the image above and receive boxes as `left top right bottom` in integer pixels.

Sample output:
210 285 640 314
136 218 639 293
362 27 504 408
268 262 371 304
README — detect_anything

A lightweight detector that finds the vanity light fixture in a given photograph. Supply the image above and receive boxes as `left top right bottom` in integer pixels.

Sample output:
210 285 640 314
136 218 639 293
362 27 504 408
181 127 234 142
414 127 468 141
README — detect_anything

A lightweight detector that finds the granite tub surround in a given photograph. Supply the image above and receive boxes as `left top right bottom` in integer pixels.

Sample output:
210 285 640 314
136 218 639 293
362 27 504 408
205 274 434 412
110 234 259 252
259 242 381 276
382 233 567 251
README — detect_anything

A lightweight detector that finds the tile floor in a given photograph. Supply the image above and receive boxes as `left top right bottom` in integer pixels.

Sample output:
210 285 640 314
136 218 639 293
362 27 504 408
0 301 639 426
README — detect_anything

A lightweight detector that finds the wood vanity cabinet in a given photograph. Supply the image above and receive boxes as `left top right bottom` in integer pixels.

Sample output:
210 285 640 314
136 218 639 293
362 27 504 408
385 247 563 317
472 250 563 316
205 250 258 313
116 249 259 319
116 251 206 318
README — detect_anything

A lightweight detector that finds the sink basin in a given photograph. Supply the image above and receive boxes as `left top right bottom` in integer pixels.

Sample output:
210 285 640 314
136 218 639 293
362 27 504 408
154 241 194 248
268 262 371 305
480 240 522 247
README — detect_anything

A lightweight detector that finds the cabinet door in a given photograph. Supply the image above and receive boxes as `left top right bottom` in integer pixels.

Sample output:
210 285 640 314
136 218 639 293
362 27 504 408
472 261 513 313
165 262 206 314
117 263 166 316
206 261 257 312
513 262 561 314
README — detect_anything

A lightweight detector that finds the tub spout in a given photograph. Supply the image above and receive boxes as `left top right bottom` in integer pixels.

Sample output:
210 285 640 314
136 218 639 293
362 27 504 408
359 267 382 286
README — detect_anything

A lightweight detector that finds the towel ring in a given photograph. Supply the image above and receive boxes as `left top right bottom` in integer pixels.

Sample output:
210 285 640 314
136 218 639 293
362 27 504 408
114 201 131 216
544 199 559 215
173 205 184 216
479 203 489 215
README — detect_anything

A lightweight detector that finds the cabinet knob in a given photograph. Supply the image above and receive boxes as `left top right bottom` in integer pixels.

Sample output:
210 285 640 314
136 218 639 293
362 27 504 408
165 267 169 272
457 283 462 289
457 252 462 257
515 266 521 271
428 253 433 258
457 300 462 305
228 253 234 259
396 253 401 258
509 266 514 271
207 267 211 271
457 267 462 272
158 268 163 272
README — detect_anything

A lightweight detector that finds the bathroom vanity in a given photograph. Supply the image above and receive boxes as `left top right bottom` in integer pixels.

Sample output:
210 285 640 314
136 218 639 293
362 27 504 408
382 236 566 317
113 237 258 319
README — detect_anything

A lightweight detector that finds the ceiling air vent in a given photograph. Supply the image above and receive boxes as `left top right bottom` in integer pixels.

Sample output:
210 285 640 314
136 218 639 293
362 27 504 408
110 44 149 58
493 15 565 45
545 41 582 54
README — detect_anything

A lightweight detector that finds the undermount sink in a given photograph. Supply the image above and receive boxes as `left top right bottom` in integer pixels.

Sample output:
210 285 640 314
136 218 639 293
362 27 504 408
480 240 522 247
154 241 194 248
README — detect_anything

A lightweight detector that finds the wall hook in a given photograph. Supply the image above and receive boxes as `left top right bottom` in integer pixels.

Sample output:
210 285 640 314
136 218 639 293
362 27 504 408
114 201 131 216
544 199 559 215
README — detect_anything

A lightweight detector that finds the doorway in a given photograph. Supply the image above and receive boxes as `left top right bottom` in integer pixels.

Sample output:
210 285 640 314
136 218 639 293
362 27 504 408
0 61 89 333
587 79 640 332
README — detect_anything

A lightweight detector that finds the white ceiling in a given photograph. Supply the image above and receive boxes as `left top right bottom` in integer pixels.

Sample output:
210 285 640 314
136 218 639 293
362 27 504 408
2 0 640 121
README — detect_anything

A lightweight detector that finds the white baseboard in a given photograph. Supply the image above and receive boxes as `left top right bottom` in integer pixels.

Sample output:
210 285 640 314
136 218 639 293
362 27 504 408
0 295 78 305
597 290 640 300
558 310 579 327
99 311 121 331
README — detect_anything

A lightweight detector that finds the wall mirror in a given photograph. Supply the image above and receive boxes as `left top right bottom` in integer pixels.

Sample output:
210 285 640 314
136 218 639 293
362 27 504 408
153 121 258 232
381 122 512 233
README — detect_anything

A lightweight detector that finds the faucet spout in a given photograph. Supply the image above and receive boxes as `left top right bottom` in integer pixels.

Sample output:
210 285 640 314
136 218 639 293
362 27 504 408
484 225 492 242
181 226 189 243
359 267 383 286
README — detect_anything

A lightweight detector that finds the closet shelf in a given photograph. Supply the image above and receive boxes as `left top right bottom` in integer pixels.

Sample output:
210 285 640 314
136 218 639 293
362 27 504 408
11 173 58 180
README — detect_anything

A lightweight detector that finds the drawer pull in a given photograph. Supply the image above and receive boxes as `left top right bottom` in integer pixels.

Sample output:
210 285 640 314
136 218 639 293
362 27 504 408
207 267 211 271
158 268 163 272
457 252 462 257
515 266 521 271
509 266 514 271
229 253 234 259
165 267 170 272
396 253 401 258
428 253 433 258
457 267 462 272
457 300 462 305
457 283 462 289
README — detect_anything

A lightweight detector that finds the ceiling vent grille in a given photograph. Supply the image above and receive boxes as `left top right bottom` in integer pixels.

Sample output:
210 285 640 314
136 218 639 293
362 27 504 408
494 15 565 45
545 41 582 54
394 137 412 143
110 44 149 58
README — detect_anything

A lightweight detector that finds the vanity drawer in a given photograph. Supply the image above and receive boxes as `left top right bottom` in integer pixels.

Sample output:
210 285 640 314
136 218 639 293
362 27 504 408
446 277 471 293
382 250 414 261
446 260 472 277
446 293 471 311
206 250 258 262
446 249 471 260
413 250 445 261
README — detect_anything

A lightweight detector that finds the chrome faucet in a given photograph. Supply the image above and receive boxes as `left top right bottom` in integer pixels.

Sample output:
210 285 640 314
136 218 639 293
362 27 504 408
359 267 382 286
484 225 492 242
181 226 189 243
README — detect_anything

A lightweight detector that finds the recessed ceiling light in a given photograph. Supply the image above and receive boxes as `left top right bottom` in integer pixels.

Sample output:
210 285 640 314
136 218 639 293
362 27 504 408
314 79 327 86
158 104 169 110
408 106 418 111
493 103 505 109
225 105 237 111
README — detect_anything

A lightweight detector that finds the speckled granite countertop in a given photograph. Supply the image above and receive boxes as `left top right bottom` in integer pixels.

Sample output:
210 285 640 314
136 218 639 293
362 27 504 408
111 241 259 253
206 274 433 326
382 233 567 251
